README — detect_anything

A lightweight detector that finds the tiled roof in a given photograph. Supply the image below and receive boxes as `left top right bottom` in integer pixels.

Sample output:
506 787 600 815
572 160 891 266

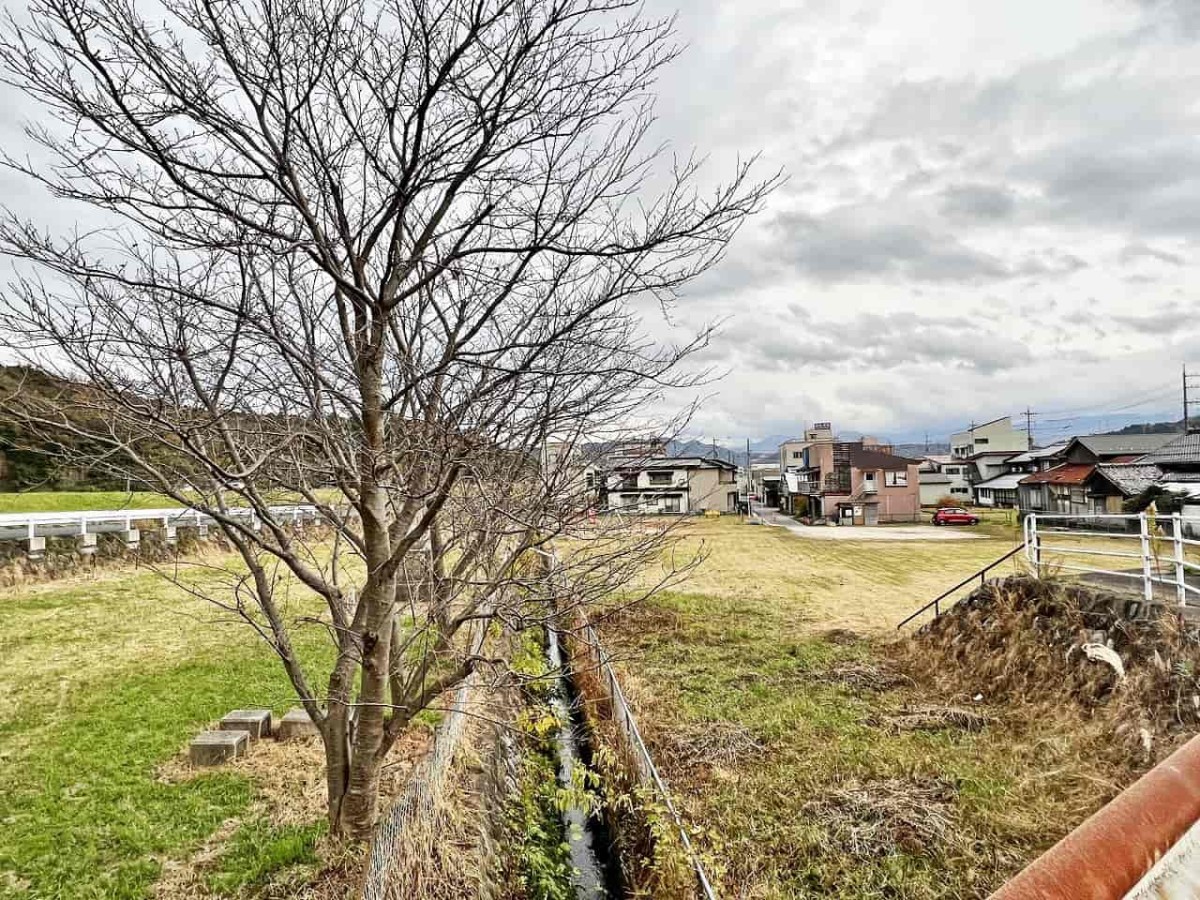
1007 444 1068 464
850 448 921 470
1019 463 1095 486
1139 433 1200 465
1092 464 1163 496
974 473 1026 490
1072 433 1177 457
612 456 736 470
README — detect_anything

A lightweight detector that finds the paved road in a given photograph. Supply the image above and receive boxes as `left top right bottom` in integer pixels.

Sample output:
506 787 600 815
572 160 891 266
752 506 984 541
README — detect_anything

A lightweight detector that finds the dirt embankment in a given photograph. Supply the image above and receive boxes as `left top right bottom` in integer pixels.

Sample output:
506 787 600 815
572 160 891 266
898 574 1200 765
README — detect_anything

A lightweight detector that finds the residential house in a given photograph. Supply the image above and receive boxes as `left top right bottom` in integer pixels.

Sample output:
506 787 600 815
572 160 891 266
1004 444 1068 474
1017 433 1179 515
917 454 972 503
973 444 1068 508
778 422 834 473
1138 433 1200 498
950 416 1028 460
779 426 921 523
602 456 738 515
918 469 953 506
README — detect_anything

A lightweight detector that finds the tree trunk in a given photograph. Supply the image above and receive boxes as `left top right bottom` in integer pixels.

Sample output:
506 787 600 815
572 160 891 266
323 705 351 833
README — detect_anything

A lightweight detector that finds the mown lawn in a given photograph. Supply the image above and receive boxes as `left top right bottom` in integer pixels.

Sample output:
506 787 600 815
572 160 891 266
0 562 341 899
599 518 1125 899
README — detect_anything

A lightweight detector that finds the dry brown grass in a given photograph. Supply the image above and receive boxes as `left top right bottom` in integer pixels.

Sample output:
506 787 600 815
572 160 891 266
900 574 1200 764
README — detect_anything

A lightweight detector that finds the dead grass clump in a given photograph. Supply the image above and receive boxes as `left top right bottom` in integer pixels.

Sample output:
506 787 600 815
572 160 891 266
817 662 912 693
899 574 1200 761
662 721 765 772
872 704 994 733
805 777 957 859
821 628 864 646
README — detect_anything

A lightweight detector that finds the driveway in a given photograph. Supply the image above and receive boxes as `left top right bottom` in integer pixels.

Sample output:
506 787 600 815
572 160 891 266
752 506 984 541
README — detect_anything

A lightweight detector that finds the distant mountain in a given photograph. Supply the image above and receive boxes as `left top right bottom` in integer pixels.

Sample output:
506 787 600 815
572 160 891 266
894 442 949 458
1103 420 1185 436
668 439 741 463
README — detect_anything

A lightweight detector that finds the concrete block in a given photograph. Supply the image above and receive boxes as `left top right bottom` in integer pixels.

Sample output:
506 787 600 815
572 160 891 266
122 529 140 549
189 729 248 766
197 524 210 539
76 533 98 555
276 708 320 741
220 708 273 740
25 536 46 559
161 525 177 545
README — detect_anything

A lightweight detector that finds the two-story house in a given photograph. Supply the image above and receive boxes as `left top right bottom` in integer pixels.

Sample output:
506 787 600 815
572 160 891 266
602 456 738 514
1017 433 1178 515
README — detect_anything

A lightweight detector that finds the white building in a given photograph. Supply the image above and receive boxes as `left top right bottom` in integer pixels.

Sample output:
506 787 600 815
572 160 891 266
603 456 738 514
950 416 1028 460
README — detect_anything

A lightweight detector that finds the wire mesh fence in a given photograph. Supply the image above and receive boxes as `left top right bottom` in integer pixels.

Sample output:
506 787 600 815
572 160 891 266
360 675 479 900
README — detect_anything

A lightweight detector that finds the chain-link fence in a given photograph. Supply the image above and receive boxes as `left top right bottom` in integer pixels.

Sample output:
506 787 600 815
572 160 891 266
360 675 479 900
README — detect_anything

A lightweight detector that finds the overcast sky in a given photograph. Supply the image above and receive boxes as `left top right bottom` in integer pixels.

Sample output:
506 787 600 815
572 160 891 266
1 0 1197 447
633 0 1200 446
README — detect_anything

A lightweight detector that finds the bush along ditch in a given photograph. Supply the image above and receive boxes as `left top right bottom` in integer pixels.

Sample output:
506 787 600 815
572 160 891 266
501 626 620 900
562 622 710 900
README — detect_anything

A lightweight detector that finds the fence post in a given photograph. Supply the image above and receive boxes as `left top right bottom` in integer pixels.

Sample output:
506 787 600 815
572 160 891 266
1139 513 1155 605
1173 513 1187 609
1030 515 1042 575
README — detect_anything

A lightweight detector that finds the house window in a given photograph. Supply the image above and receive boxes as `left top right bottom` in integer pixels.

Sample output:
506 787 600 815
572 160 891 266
885 471 908 487
585 472 596 488
619 493 640 507
661 495 682 513
975 437 989 446
951 487 969 495
648 471 672 486
792 451 802 458
620 475 638 490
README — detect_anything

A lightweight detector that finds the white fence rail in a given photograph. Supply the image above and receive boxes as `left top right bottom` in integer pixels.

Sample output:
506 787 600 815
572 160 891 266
0 504 319 542
1023 512 1200 609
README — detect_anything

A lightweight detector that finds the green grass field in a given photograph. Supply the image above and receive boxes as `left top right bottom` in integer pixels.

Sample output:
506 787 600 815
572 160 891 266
0 491 175 514
598 518 1129 899
0 560 347 899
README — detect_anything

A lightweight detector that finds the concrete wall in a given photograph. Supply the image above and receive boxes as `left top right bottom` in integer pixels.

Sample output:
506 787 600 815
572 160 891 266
687 467 737 513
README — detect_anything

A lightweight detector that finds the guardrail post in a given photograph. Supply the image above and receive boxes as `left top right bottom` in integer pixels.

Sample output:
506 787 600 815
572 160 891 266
1173 513 1187 609
1139 513 1154 604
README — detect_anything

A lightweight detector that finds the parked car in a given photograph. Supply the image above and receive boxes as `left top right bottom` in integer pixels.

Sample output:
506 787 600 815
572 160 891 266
932 507 980 526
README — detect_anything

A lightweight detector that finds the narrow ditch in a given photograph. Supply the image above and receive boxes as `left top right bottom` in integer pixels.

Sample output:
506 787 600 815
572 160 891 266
546 625 624 900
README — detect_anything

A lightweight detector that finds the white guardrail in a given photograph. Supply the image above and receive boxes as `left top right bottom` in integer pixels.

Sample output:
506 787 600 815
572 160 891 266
0 504 320 541
1023 512 1200 608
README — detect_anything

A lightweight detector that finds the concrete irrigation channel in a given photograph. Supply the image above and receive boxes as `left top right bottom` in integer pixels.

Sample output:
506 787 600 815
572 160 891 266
547 625 623 899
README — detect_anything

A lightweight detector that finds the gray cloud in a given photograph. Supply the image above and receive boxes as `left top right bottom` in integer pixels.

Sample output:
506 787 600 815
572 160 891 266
1118 242 1187 266
771 207 1013 284
940 183 1017 221
726 311 1034 375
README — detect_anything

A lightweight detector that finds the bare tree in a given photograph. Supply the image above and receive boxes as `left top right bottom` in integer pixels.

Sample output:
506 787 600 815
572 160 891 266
0 0 776 836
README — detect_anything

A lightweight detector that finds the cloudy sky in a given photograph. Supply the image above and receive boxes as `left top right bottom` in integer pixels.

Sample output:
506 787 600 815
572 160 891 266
0 0 1197 448
634 0 1200 446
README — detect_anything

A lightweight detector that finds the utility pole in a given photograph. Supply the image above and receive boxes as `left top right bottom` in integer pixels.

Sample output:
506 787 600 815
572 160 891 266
1186 364 1193 435
746 437 752 520
1183 363 1200 435
1021 408 1036 450
924 431 930 453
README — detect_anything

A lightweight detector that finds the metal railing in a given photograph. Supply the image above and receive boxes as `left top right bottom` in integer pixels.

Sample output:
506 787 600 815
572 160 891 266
0 504 319 540
1024 512 1200 608
896 545 1025 629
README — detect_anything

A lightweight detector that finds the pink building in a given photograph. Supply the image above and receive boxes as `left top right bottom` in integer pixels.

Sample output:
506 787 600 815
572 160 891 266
779 430 922 524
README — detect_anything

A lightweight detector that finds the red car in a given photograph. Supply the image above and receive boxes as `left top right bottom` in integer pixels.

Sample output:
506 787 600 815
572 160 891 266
932 507 980 526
